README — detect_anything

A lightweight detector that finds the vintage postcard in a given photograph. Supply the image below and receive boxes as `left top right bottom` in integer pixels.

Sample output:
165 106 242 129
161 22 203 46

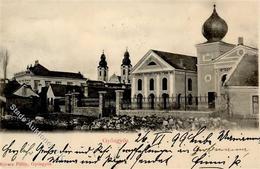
0 0 259 168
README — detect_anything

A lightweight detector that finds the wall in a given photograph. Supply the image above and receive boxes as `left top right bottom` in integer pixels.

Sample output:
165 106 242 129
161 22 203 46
118 109 212 118
72 107 99 117
196 42 235 96
175 70 197 97
226 86 258 118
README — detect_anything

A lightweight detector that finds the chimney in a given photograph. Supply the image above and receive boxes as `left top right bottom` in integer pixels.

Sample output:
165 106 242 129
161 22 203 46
35 60 39 66
238 37 244 45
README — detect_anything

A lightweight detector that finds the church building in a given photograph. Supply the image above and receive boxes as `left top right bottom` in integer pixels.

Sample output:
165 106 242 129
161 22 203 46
130 49 197 109
130 4 258 113
97 49 132 84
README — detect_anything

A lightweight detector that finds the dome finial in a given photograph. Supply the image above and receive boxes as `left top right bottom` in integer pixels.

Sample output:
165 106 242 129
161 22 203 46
202 4 228 42
213 4 217 13
126 46 128 52
102 49 104 54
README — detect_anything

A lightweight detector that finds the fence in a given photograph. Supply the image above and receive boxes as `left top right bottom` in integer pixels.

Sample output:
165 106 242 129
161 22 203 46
78 98 99 107
121 95 224 111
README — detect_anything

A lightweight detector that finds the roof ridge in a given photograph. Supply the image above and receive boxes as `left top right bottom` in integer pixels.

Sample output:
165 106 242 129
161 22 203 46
151 49 197 58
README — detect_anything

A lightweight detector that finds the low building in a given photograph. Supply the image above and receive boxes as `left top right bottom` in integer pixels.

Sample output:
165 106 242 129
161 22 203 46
224 53 258 118
46 84 83 112
2 80 40 116
14 60 86 93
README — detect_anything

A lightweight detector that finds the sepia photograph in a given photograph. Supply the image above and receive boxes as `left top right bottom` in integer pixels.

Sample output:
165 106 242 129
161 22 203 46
0 0 259 168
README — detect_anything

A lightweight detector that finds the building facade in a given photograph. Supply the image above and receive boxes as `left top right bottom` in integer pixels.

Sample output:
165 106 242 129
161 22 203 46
14 60 86 93
129 5 258 114
130 49 197 109
98 49 132 84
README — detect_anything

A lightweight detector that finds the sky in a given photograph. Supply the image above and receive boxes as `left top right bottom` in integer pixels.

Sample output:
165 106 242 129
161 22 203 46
0 0 259 80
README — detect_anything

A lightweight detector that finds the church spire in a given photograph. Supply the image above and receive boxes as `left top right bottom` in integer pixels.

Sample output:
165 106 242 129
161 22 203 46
121 47 132 66
98 50 108 68
97 50 108 81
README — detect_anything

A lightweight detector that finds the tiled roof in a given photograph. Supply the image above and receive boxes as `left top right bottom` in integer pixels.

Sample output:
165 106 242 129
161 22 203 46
152 50 197 71
50 84 83 97
3 80 22 97
226 54 258 86
29 64 85 79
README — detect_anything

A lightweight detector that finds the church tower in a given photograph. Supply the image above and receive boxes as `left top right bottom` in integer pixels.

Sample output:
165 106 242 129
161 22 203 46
121 48 132 84
196 4 235 97
97 51 109 81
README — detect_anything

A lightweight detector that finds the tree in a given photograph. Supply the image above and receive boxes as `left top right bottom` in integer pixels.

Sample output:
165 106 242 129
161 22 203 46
0 48 9 82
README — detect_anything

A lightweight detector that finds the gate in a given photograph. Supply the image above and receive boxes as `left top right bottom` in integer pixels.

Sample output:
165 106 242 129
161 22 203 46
103 92 116 117
208 92 216 109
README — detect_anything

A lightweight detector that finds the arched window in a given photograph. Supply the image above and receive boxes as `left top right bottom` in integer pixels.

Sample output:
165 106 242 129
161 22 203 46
122 69 125 75
162 78 167 90
221 74 227 86
150 79 154 90
188 78 192 91
137 94 143 109
138 79 142 91
104 71 106 77
148 94 155 109
148 61 156 66
162 93 169 109
188 94 193 105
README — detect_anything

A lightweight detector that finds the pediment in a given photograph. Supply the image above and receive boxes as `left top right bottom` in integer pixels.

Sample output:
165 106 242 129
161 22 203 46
214 45 257 64
131 50 175 74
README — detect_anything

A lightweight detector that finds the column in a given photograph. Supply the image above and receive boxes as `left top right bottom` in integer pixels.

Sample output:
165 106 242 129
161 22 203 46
115 90 124 115
144 76 148 98
131 76 136 98
156 73 160 97
169 73 174 97
156 73 161 108
98 91 107 118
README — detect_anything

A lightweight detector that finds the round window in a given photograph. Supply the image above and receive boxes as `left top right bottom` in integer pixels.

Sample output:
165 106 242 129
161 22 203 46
204 74 212 82
237 49 245 56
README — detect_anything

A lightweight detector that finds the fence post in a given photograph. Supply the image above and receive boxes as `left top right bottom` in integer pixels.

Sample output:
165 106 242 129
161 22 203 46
115 90 124 115
65 93 71 113
71 92 79 113
98 91 107 118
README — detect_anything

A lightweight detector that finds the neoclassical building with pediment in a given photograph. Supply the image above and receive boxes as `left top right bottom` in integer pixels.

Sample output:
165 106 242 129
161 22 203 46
129 5 258 115
131 49 198 109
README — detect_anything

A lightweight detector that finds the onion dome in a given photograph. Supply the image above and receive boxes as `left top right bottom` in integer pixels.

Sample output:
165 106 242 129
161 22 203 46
98 51 108 68
121 48 132 66
202 4 228 42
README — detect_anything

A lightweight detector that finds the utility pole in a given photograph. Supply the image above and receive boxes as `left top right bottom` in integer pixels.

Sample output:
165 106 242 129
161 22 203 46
184 67 187 111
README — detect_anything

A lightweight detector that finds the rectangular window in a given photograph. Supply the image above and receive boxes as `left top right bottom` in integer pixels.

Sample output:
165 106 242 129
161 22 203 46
188 78 192 91
252 95 259 114
45 81 51 87
203 54 212 61
55 81 62 84
34 80 40 90
67 82 73 85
